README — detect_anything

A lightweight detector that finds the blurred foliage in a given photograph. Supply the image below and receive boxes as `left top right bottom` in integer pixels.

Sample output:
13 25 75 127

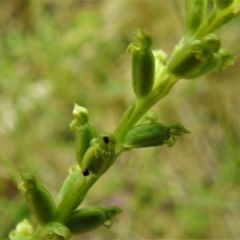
0 0 240 239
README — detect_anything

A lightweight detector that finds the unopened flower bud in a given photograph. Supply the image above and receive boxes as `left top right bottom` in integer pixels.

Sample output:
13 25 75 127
185 0 208 35
167 40 209 78
183 49 234 79
127 28 155 99
124 123 190 148
18 173 56 227
167 35 221 79
81 133 116 178
123 123 171 148
65 206 123 235
202 33 221 53
70 104 96 169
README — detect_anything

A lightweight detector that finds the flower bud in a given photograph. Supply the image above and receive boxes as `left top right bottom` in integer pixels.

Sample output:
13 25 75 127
124 123 190 148
167 35 221 79
183 49 234 79
127 28 155 99
123 123 171 148
70 104 96 168
65 206 123 235
167 33 221 79
81 133 116 178
57 165 87 211
167 39 209 78
18 173 56 227
185 0 208 35
202 33 221 53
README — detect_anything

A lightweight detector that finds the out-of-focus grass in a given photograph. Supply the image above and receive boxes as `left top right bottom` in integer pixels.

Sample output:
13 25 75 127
0 0 240 239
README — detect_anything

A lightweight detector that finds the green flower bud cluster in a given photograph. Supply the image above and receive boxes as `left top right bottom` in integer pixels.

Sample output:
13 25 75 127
127 28 155 99
70 104 117 178
81 133 116 178
166 33 234 79
18 173 56 227
183 48 235 79
123 123 190 149
65 206 123 235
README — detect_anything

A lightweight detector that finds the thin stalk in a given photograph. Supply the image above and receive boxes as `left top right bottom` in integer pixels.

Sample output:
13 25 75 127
194 4 240 39
114 74 178 151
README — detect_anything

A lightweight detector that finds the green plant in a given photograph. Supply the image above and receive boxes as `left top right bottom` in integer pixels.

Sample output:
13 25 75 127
9 0 240 239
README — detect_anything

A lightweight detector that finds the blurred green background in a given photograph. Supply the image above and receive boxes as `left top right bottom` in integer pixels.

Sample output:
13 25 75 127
1 0 240 239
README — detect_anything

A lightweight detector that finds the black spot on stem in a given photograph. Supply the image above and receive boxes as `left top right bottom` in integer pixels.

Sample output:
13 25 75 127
82 168 90 177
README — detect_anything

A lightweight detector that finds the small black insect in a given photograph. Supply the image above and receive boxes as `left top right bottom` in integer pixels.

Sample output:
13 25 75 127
103 136 110 144
82 168 90 177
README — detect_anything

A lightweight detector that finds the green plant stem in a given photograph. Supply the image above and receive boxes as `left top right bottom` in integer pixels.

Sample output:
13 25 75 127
41 72 179 238
114 74 178 153
194 4 239 39
30 7 228 237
